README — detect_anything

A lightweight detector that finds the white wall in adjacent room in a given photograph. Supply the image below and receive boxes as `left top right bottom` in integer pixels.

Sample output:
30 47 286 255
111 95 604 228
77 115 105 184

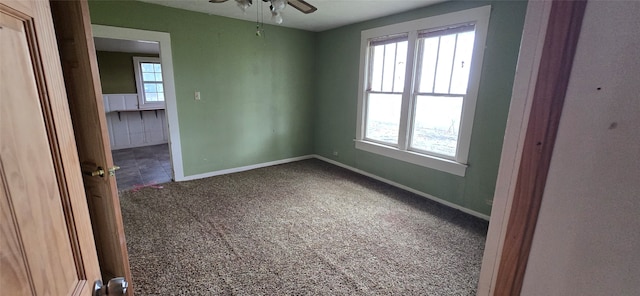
104 94 168 150
521 1 640 295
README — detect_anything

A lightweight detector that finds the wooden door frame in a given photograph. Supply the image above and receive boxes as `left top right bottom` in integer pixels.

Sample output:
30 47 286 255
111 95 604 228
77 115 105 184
477 0 587 294
91 25 184 181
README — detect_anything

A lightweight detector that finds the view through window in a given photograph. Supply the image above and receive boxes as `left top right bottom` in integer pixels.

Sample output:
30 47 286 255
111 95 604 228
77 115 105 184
134 57 165 108
410 25 475 157
140 62 164 102
356 6 491 175
365 35 408 145
364 25 475 158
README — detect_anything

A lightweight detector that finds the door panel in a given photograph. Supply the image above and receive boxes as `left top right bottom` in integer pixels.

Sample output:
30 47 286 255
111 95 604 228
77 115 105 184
49 0 133 289
0 0 101 294
0 167 31 295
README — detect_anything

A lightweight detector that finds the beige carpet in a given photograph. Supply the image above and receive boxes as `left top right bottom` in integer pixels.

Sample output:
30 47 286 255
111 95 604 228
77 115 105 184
119 159 488 295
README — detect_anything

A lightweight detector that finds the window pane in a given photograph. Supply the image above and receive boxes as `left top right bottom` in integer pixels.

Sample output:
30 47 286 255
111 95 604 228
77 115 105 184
411 95 463 157
157 92 165 101
450 31 475 94
433 34 456 93
393 41 407 93
369 40 407 93
141 63 154 72
153 64 162 72
146 92 158 102
142 73 155 81
418 37 439 93
365 93 402 144
370 45 384 92
381 43 396 92
144 83 156 93
157 84 164 92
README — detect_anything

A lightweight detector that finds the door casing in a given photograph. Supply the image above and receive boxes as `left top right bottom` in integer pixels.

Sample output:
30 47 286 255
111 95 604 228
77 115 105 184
92 24 183 181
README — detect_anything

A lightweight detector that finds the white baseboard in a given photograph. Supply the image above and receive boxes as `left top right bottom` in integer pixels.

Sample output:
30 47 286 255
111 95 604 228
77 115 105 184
312 155 490 221
178 155 315 182
175 153 489 220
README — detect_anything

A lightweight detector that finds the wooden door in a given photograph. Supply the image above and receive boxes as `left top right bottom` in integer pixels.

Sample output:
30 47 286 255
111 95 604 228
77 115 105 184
48 0 133 291
0 0 102 294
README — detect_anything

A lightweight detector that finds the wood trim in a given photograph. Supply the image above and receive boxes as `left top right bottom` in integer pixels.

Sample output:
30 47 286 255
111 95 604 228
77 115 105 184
476 1 552 293
493 0 587 294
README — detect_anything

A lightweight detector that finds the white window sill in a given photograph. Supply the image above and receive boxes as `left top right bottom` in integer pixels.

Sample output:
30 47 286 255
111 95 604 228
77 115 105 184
354 140 467 177
138 103 166 110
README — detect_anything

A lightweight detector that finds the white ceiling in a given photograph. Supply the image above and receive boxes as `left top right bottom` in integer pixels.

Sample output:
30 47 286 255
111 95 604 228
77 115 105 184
138 0 446 32
94 37 160 54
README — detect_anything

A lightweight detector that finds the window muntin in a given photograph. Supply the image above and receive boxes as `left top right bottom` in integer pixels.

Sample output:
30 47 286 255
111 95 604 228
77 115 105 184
410 24 476 159
133 57 165 108
140 62 164 102
362 25 476 158
355 6 491 176
364 35 408 145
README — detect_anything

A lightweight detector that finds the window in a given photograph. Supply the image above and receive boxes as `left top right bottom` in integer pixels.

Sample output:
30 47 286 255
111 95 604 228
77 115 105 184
356 6 491 176
133 57 165 109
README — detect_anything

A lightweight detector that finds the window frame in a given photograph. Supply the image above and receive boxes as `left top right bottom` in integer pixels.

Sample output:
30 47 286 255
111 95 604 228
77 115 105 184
355 6 491 177
363 34 408 147
133 56 165 109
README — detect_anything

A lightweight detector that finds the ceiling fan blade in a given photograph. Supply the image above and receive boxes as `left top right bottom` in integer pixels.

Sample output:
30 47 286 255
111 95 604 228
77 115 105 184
287 0 317 14
208 0 229 3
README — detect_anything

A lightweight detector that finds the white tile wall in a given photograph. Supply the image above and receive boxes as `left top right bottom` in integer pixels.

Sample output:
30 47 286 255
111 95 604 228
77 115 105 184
104 94 168 150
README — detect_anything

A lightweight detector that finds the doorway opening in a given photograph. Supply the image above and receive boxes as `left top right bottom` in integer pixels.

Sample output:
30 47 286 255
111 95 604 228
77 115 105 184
91 25 184 190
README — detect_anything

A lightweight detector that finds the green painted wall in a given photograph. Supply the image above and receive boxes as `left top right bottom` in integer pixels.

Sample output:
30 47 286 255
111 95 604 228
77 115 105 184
89 0 316 176
96 51 158 94
313 1 527 216
89 0 526 216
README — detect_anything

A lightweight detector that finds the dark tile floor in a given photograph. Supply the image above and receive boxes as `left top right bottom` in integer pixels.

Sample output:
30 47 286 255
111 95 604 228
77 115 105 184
112 144 172 191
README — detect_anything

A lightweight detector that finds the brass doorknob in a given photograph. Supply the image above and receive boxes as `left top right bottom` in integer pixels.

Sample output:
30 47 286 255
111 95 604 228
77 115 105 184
85 167 105 177
82 165 119 177
108 165 120 176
